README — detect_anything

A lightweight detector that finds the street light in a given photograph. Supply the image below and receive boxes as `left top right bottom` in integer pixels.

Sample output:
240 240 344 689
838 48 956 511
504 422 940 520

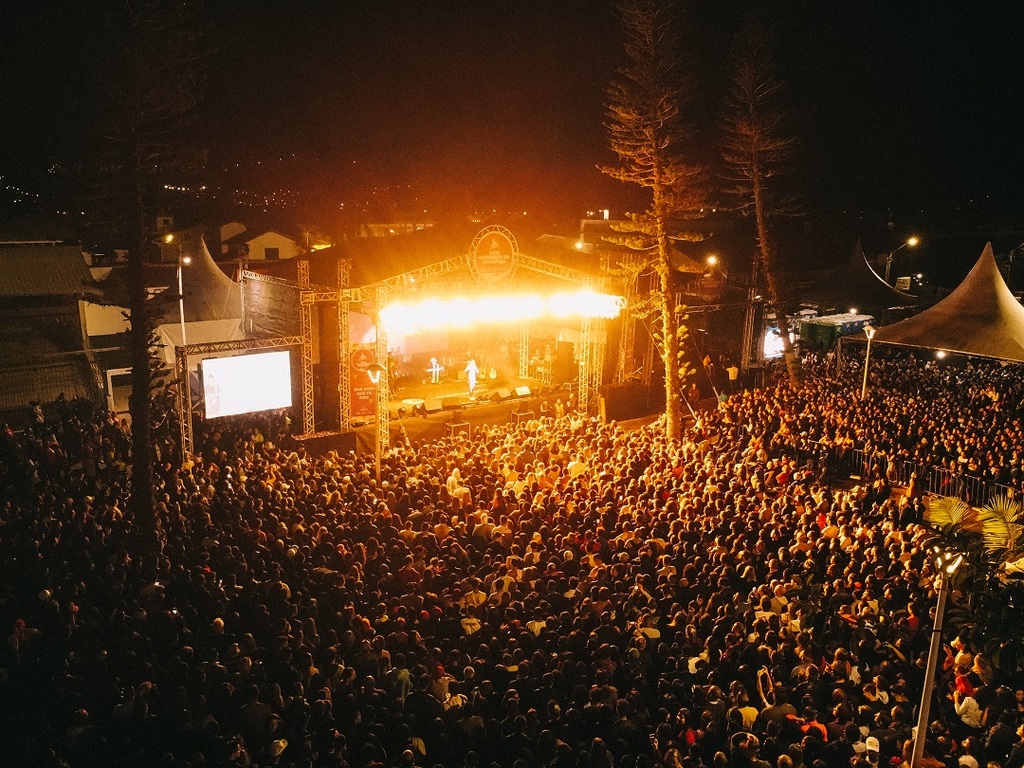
911 547 964 768
860 325 876 400
884 236 920 284
366 362 386 482
177 253 192 348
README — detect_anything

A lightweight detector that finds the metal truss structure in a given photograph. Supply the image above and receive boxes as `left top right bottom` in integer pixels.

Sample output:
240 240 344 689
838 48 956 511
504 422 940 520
374 285 390 453
208 242 620 462
297 262 315 435
578 315 592 411
337 260 351 431
518 322 530 380
176 334 307 459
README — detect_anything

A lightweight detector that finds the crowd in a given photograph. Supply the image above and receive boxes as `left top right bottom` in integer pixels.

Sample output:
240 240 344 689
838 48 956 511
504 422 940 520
1 351 1024 768
769 349 1024 493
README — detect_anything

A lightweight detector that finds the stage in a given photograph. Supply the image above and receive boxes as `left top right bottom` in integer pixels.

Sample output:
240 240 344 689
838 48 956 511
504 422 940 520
348 374 568 450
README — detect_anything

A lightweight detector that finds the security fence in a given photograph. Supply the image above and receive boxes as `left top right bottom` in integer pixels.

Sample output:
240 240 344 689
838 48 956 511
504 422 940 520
776 439 1018 506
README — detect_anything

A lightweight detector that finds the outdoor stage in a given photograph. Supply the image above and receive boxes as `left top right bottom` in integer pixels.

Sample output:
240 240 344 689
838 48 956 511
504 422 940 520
347 374 572 451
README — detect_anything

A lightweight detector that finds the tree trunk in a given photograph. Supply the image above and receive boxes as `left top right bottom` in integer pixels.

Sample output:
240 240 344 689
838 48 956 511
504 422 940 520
655 187 683 441
751 155 804 386
126 173 161 575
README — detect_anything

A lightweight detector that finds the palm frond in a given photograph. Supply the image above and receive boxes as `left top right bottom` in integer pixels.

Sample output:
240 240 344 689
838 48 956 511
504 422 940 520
927 496 972 528
980 493 1024 555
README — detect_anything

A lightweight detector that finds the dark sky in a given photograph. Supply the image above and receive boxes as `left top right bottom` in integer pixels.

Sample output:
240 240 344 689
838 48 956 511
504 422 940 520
2 0 1024 231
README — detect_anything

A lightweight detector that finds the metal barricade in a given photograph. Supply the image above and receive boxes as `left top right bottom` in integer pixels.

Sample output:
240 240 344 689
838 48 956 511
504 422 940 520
772 434 1022 505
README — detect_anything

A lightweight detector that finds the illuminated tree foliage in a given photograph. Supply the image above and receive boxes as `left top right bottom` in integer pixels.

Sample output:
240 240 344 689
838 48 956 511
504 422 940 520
722 18 804 386
602 0 705 441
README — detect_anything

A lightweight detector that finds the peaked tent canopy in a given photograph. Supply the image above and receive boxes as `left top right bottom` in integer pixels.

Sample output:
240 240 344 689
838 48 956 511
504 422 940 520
872 243 1024 362
801 240 917 316
153 230 242 325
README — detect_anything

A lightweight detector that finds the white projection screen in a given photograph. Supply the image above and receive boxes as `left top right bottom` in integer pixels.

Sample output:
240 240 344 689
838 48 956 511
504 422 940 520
202 350 293 418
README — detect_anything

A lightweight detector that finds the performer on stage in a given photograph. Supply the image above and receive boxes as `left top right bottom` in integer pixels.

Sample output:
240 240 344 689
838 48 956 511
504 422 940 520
428 357 443 384
464 356 479 397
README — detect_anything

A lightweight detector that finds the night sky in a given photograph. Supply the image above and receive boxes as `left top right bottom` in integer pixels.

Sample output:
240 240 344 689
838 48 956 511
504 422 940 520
2 0 1024 234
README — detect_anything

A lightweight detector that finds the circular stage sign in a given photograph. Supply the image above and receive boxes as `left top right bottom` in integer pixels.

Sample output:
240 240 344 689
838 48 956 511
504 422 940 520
469 226 518 283
350 347 375 373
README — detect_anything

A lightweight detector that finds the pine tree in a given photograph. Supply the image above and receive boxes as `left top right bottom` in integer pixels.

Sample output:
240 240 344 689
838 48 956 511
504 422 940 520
602 0 705 441
722 18 804 386
87 0 207 572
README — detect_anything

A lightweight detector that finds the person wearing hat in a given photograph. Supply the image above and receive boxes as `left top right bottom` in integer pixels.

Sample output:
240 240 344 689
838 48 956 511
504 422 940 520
863 736 881 763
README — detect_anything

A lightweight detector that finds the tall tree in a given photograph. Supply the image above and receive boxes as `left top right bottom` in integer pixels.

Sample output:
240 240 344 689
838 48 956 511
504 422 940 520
88 0 207 571
722 19 804 386
602 0 705 441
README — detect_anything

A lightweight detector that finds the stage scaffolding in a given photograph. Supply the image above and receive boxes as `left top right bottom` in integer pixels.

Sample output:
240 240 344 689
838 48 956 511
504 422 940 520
195 238 619 461
176 334 306 460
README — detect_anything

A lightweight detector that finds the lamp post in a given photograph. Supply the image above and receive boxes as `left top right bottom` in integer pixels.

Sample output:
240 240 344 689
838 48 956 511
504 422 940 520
884 236 920 284
911 548 964 768
366 362 386 482
176 252 192 348
860 325 876 400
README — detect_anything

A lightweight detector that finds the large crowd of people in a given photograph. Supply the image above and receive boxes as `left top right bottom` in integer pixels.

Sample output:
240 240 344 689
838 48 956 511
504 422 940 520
2 351 1024 768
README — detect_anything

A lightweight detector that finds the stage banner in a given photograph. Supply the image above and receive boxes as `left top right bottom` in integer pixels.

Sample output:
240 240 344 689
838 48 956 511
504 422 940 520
350 344 377 419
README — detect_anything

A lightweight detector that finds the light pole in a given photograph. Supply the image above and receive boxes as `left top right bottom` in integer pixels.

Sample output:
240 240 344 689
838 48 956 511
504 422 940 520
884 236 920 284
366 362 386 482
911 548 964 768
176 250 192 348
860 325 876 400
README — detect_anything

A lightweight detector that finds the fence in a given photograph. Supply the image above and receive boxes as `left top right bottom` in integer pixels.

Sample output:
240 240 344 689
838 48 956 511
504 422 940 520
777 439 1018 506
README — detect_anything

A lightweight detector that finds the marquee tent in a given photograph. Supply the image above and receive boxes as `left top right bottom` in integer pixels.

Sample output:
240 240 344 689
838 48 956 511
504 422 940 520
872 243 1024 362
802 240 917 317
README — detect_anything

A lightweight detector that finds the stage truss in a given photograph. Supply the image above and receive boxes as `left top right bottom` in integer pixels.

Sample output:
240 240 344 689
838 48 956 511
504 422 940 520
176 334 306 460
228 234 615 458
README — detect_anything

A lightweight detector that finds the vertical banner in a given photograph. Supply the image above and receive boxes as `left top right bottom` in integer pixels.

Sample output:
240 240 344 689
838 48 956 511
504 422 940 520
350 344 377 419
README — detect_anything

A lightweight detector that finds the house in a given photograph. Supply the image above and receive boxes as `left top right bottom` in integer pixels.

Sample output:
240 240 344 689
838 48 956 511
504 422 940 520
221 228 302 261
155 222 304 264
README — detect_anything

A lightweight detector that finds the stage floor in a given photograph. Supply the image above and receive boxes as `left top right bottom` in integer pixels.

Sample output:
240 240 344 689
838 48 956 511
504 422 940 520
347 375 574 450
379 374 549 418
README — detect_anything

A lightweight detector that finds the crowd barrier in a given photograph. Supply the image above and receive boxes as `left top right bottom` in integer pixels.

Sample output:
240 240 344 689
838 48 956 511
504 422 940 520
775 438 1018 506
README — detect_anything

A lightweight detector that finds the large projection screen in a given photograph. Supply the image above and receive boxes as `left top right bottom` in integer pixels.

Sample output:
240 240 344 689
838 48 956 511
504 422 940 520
202 350 293 419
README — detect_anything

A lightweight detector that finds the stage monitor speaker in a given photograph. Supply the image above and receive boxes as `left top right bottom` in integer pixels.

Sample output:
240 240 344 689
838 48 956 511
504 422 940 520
490 388 513 402
423 399 444 414
514 385 531 397
442 395 465 410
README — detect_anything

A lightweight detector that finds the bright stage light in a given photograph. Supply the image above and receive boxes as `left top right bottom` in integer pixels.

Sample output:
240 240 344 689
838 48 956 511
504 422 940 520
380 289 624 336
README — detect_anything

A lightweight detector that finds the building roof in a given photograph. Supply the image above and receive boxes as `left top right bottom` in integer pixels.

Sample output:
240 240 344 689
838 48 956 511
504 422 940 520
222 228 296 246
0 244 94 298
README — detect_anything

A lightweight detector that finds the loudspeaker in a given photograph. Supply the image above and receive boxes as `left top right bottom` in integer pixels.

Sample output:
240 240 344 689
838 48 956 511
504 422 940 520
423 399 444 414
442 395 465 410
598 382 653 422
446 421 471 437
490 388 513 402
295 430 357 456
512 410 535 425
514 385 531 397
